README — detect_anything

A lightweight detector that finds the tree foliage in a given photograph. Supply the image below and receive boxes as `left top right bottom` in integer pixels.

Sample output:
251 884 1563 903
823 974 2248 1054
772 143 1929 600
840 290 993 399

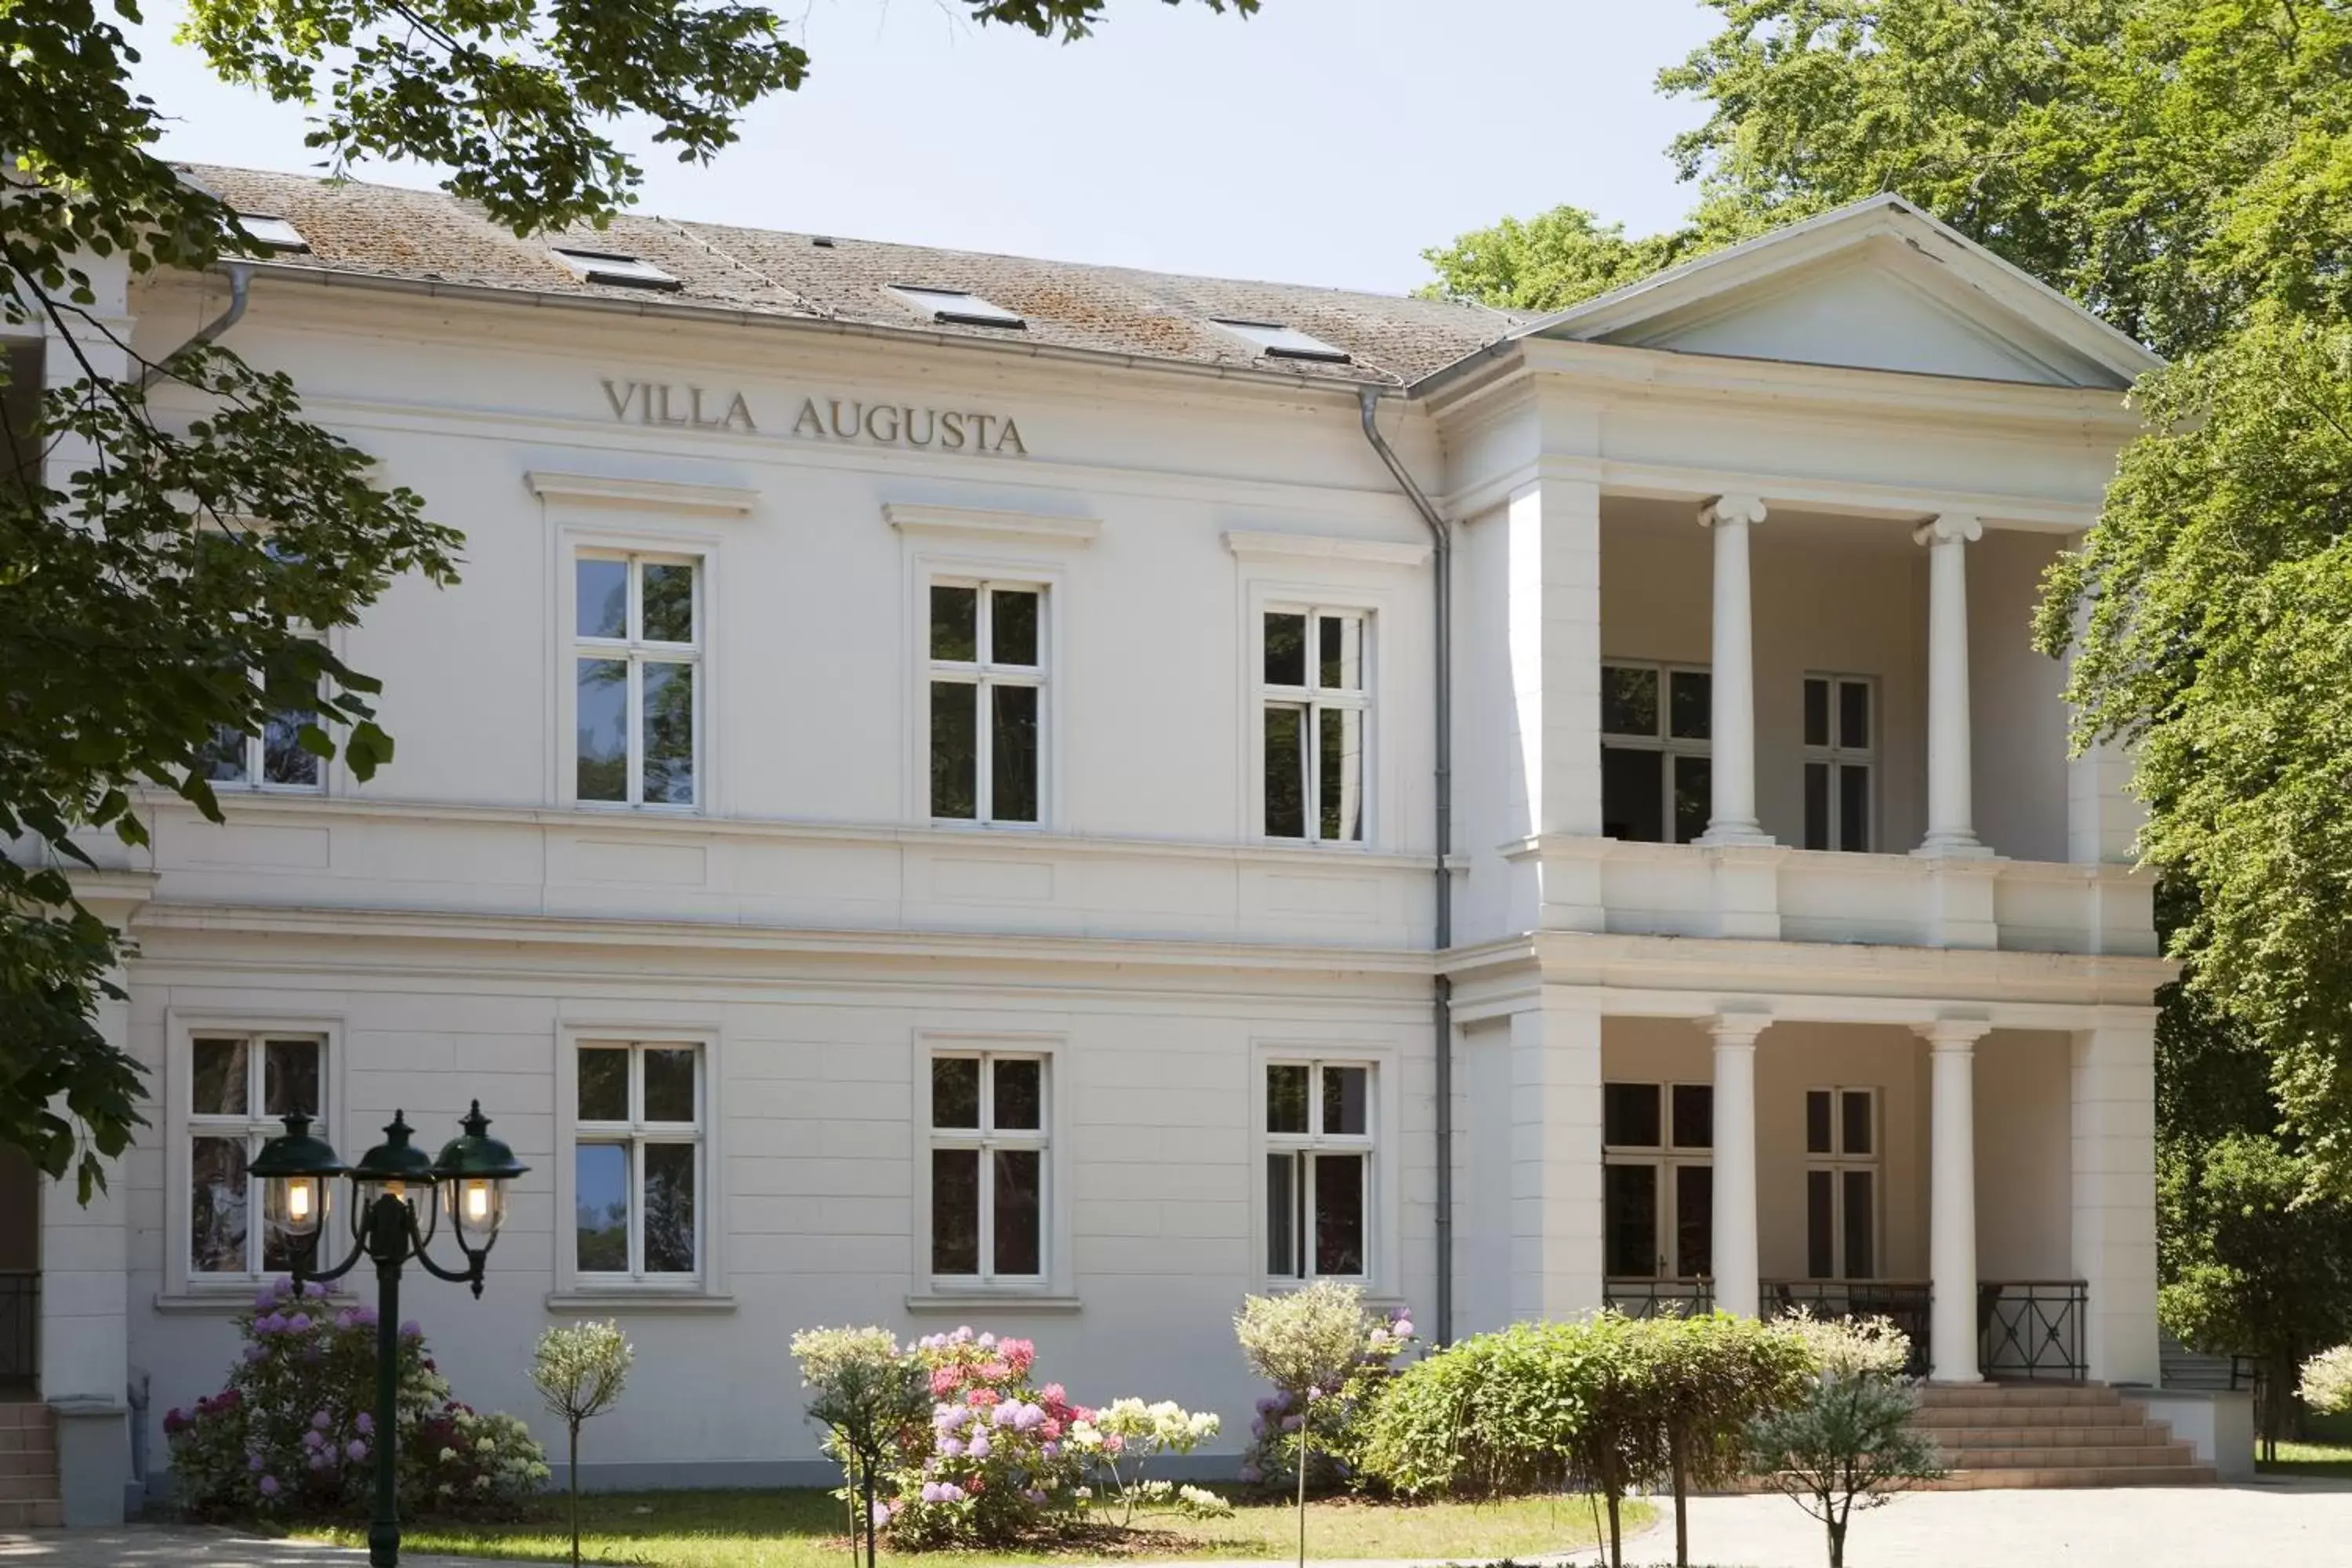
1 0 1263 1198
532 1319 633 1568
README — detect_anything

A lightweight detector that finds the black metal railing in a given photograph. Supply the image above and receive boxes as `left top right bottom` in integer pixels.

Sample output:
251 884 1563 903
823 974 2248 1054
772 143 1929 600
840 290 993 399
1762 1278 1933 1376
0 1272 36 1385
1602 1278 1714 1319
1978 1279 2088 1381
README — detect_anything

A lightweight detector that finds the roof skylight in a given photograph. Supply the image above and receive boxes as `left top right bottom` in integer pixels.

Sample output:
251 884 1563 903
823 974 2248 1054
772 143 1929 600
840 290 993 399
550 248 682 291
888 285 1026 330
235 215 310 253
1212 319 1352 364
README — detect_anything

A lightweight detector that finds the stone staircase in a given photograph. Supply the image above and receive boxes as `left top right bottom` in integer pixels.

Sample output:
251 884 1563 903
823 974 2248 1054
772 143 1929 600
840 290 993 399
1909 1382 2216 1489
0 1400 62 1527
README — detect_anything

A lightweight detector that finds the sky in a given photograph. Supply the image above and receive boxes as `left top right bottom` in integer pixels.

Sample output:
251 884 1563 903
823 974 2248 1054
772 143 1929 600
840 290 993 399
132 0 1722 297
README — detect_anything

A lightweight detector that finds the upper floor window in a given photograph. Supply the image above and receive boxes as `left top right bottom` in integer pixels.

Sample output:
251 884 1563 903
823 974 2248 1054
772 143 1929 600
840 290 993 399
1261 609 1368 843
929 583 1044 825
203 690 325 793
189 1033 325 1277
1602 662 1710 844
1802 675 1876 852
1265 1061 1373 1280
575 552 700 808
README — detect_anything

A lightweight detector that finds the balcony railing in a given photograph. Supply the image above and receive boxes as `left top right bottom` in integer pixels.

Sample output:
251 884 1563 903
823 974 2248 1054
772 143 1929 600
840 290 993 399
1979 1279 2088 1381
1602 1278 1714 1319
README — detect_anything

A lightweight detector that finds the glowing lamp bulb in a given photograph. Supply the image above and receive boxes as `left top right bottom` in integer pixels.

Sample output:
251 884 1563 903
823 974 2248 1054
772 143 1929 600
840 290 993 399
288 1180 313 1221
463 1181 491 1222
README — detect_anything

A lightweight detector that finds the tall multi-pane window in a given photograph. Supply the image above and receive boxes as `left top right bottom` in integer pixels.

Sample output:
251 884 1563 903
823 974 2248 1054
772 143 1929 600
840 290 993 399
1802 675 1876 851
929 583 1044 825
1601 1081 1714 1281
1261 609 1368 843
1265 1061 1373 1279
575 552 699 808
188 1033 324 1276
929 1053 1047 1281
1804 1087 1878 1279
1601 662 1711 844
203 637 328 793
573 1042 703 1282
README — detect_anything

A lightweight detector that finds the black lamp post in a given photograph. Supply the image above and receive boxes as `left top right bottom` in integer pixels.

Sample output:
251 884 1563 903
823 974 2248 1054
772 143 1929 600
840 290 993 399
250 1104 527 1568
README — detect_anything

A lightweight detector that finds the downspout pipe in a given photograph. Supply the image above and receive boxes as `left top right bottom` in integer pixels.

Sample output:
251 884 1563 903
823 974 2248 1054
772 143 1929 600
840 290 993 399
1358 386 1454 1345
137 262 252 392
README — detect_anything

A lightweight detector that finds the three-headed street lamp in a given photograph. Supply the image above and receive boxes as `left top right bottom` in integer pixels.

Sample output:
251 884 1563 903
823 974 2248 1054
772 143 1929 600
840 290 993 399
251 1103 527 1568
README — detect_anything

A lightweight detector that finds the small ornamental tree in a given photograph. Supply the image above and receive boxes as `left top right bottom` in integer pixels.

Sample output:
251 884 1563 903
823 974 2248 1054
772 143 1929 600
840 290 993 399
793 1327 929 1568
1236 1283 1409 1568
1551 1312 1668 1568
1651 1313 1814 1568
531 1320 633 1568
1747 1316 1945 1568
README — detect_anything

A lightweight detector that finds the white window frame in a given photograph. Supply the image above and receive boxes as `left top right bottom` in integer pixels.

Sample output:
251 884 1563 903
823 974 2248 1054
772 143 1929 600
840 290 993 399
1803 1085 1882 1282
923 1047 1051 1287
1802 673 1878 852
1260 1057 1379 1284
1601 1080 1715 1282
925 577 1049 827
162 1011 346 1303
567 546 706 812
201 628 333 797
1255 604 1374 846
555 1026 724 1301
1600 660 1712 844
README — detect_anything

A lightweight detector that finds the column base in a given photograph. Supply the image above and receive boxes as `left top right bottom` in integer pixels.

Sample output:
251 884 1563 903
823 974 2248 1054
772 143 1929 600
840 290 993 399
1698 821 1775 848
1912 833 1994 858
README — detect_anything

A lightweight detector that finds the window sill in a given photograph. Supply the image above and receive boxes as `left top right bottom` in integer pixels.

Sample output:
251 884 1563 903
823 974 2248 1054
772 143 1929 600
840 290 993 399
154 1288 354 1316
545 1290 736 1316
905 1293 1083 1315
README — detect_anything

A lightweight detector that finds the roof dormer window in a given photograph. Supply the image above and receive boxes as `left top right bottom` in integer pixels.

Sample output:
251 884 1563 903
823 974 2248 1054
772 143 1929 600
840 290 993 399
1212 319 1352 364
551 249 681 292
887 285 1025 330
235 216 310 253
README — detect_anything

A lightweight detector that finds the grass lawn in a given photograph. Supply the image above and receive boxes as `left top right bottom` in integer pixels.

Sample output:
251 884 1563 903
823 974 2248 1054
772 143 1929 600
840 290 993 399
292 1486 1653 1567
2259 1439 2352 1479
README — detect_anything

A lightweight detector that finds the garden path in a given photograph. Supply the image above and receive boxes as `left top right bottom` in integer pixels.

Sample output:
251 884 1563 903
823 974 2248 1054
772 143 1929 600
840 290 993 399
0 1524 562 1565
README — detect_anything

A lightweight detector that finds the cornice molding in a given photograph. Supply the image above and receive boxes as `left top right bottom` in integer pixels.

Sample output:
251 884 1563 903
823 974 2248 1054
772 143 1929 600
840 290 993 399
525 470 758 515
1221 530 1432 568
885 503 1101 548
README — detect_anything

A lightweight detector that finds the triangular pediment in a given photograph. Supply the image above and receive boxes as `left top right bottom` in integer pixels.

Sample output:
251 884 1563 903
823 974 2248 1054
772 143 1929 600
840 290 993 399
1518 197 2160 390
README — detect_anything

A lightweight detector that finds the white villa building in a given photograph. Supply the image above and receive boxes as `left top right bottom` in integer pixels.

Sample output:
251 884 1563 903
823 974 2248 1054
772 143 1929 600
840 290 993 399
5 165 2215 1520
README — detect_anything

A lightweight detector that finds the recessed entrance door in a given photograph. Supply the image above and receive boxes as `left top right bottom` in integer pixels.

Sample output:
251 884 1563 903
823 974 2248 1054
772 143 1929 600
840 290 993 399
1604 1158 1713 1280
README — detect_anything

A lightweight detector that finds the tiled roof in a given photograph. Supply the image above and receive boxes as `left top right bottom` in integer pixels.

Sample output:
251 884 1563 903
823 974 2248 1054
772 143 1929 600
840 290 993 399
183 165 1526 387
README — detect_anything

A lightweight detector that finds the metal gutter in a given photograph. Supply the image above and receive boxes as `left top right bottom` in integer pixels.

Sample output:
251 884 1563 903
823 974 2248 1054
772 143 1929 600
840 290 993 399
137 262 252 390
1356 386 1455 1345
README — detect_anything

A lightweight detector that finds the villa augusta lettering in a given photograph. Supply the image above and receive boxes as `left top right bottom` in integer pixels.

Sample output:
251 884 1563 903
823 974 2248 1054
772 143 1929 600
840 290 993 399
601 379 1028 456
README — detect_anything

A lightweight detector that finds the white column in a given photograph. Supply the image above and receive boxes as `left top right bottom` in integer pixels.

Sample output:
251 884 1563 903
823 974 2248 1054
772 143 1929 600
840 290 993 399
1708 1014 1768 1318
1914 512 1985 855
1699 494 1770 845
1508 989 1605 1320
1919 1020 1989 1382
2072 1019 2161 1385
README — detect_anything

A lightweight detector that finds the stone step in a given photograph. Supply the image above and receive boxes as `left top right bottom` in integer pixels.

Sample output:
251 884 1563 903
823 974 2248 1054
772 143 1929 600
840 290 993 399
1921 1443 2196 1469
1927 1423 2176 1450
1918 1464 2218 1490
0 1425 56 1457
0 1472 59 1501
1914 1401 2149 1430
0 1403 50 1431
1916 1383 2123 1408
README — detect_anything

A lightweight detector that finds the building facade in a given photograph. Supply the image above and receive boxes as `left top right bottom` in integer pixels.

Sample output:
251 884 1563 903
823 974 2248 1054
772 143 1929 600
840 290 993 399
9 167 2182 1518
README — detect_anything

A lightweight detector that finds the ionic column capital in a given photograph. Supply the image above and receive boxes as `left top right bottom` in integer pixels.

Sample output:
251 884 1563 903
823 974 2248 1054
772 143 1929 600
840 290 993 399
1914 1018 1993 1051
1708 1011 1773 1048
1912 510 1983 548
1700 492 1769 530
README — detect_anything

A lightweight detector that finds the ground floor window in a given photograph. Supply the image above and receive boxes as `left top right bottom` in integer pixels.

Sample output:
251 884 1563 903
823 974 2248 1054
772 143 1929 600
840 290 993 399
1265 1060 1374 1279
573 1040 704 1282
930 1051 1047 1282
188 1033 325 1277
1602 1080 1714 1279
1805 1086 1878 1279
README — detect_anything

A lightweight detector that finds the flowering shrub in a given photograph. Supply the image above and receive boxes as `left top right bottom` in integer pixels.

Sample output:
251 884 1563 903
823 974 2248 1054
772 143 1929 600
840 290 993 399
1076 1399 1226 1523
1234 1285 1414 1494
2301 1344 2352 1414
165 1276 548 1519
1774 1311 1912 1381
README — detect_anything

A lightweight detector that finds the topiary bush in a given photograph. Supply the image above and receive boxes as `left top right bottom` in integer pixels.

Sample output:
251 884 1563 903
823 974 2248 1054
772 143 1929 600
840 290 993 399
1747 1315 1944 1568
1233 1283 1414 1494
165 1276 548 1520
